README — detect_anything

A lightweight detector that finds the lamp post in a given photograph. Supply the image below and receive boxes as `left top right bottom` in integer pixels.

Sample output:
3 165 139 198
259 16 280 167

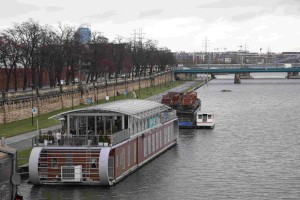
159 73 162 89
96 79 99 103
105 79 108 97
113 76 116 101
31 84 34 126
151 74 155 92
146 75 149 92
71 81 74 110
92 79 96 103
138 75 141 98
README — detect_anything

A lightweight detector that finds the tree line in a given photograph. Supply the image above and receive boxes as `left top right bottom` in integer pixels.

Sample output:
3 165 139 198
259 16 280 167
0 19 176 92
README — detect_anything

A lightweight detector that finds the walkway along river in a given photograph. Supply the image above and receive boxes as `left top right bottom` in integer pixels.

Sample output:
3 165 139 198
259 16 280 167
19 73 300 199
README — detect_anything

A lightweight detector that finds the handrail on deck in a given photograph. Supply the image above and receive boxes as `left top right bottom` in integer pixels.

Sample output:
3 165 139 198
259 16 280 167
35 129 130 147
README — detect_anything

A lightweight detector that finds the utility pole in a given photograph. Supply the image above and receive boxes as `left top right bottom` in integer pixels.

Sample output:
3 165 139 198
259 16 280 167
238 45 243 66
202 37 211 67
244 43 247 67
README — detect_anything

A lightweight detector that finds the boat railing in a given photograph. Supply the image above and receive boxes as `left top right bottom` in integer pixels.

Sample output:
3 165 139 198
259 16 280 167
161 110 177 124
110 129 130 145
36 129 130 147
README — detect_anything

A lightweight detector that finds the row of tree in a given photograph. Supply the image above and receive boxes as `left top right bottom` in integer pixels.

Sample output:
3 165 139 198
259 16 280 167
0 19 176 92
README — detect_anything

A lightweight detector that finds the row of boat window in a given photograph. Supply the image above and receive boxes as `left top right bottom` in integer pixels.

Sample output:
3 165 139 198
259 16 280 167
198 115 212 119
114 124 174 171
143 125 174 158
115 142 137 170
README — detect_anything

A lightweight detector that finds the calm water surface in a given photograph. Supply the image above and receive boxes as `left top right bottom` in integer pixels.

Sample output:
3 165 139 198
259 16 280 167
20 75 300 200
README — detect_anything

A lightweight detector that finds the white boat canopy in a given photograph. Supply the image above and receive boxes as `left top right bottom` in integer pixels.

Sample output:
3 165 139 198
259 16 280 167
49 99 171 120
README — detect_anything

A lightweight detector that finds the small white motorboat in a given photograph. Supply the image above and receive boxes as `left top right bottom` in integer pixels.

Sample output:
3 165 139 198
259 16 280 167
196 111 215 129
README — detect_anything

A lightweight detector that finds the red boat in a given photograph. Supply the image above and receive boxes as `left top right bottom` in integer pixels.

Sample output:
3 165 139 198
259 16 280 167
161 91 201 128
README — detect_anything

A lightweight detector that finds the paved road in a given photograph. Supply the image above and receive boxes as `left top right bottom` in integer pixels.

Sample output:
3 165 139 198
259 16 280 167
6 124 62 150
6 79 203 150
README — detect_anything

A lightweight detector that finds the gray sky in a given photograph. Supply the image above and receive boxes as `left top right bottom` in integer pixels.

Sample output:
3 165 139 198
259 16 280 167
1 0 300 53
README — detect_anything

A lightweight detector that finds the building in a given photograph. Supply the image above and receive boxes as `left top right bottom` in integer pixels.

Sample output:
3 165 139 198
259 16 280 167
74 25 91 44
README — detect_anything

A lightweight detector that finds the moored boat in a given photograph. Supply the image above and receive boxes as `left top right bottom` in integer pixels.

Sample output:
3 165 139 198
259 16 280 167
29 99 178 186
161 91 201 128
196 111 215 129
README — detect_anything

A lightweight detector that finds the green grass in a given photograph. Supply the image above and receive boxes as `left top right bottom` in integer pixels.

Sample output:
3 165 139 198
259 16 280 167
18 148 32 166
0 80 187 138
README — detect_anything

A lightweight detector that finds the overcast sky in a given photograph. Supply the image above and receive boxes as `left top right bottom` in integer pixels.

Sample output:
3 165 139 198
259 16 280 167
1 0 300 53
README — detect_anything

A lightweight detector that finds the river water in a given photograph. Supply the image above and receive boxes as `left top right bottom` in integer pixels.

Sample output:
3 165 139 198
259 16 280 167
19 73 300 200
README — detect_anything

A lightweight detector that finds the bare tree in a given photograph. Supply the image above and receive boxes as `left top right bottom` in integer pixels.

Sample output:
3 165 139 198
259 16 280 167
84 31 109 83
14 19 42 90
158 48 176 71
0 30 20 92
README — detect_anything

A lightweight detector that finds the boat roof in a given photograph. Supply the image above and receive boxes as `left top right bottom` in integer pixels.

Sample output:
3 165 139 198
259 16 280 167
49 99 171 120
197 111 214 115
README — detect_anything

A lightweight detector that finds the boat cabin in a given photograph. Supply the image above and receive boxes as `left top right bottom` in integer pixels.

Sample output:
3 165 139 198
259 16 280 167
196 111 215 129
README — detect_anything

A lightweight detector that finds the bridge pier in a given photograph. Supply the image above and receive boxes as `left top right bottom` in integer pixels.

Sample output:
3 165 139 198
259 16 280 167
286 72 300 79
234 73 241 84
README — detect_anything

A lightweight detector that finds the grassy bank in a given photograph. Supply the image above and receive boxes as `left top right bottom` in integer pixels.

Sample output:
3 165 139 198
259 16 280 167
184 78 211 92
18 148 32 166
0 81 186 138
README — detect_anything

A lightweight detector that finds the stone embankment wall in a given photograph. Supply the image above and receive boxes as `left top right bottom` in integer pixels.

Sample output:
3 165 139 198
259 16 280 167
0 72 172 124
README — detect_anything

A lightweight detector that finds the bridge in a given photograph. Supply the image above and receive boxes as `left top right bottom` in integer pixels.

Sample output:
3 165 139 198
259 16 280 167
174 64 300 83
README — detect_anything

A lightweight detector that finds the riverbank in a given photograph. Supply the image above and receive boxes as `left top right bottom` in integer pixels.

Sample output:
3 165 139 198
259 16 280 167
0 80 183 138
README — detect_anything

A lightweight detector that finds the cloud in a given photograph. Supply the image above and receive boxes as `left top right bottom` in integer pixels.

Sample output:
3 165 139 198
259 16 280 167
0 0 39 19
44 6 64 12
258 32 284 43
197 0 279 9
91 11 119 19
279 0 300 6
139 9 163 18
231 9 272 21
278 0 300 16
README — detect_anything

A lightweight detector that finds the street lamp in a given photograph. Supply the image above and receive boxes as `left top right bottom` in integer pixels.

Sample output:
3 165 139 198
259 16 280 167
146 75 149 92
151 74 155 92
105 79 108 97
113 76 116 101
159 73 161 89
92 79 96 103
31 84 34 126
96 79 99 103
71 81 75 110
138 75 141 98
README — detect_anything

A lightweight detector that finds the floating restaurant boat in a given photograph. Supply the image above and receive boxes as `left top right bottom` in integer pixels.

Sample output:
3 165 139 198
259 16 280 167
29 99 178 186
161 91 201 128
196 111 215 129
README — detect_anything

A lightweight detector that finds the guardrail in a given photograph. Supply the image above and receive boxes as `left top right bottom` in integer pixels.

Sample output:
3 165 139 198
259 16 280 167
34 129 130 147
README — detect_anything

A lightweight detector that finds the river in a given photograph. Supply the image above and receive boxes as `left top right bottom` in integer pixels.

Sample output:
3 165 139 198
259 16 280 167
19 73 300 200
